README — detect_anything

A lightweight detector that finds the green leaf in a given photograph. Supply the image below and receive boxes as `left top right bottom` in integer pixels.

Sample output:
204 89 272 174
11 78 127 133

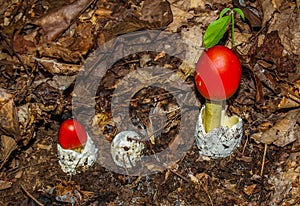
203 15 231 49
233 8 245 21
219 8 231 18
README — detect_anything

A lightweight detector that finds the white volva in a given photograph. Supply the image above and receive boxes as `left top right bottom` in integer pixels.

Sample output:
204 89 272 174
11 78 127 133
57 133 98 175
111 131 145 168
195 106 243 158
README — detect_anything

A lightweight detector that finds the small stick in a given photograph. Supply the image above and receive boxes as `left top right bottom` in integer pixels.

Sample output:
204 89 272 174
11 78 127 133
20 184 44 206
166 167 190 183
260 143 267 176
242 134 249 156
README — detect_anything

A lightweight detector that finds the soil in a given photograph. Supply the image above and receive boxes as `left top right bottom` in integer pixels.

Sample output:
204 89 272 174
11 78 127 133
0 0 300 205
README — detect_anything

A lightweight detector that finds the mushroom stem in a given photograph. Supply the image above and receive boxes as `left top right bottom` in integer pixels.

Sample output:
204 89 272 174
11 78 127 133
202 100 225 133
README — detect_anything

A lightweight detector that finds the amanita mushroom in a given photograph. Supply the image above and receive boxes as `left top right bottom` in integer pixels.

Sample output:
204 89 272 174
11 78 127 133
194 45 243 158
57 119 98 174
110 131 144 169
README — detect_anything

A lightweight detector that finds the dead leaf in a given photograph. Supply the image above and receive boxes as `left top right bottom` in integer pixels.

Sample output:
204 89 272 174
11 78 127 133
0 135 17 170
0 180 13 190
179 26 204 68
232 0 262 28
166 5 194 32
256 31 284 66
17 103 35 144
268 2 300 56
47 75 77 91
34 57 83 75
252 63 279 93
140 0 173 28
269 152 300 205
145 163 165 172
243 184 257 195
251 109 300 146
278 80 300 109
33 0 94 41
108 0 173 35
0 88 20 138
13 0 95 53
94 7 112 17
37 144 52 151
257 0 281 26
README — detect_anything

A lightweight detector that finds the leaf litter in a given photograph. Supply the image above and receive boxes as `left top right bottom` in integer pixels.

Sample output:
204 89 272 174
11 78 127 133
0 0 299 205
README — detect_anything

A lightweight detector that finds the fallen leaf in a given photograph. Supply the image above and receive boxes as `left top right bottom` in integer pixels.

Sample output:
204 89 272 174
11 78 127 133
166 5 194 32
0 88 20 138
257 0 279 26
34 57 83 75
13 0 95 53
140 0 173 27
37 144 52 151
268 2 300 58
0 135 17 170
243 184 257 195
278 80 300 109
251 109 300 146
232 0 262 28
0 180 12 190
268 152 300 205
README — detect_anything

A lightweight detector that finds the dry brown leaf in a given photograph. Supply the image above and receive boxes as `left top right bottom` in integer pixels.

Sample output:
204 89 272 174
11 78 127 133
180 25 204 63
37 144 52 151
0 180 13 191
232 0 262 28
47 75 77 91
0 135 17 170
243 184 257 196
166 5 194 32
257 0 283 26
268 2 300 56
33 0 94 42
278 80 300 109
140 0 173 27
12 0 95 53
145 163 165 172
94 7 112 17
0 88 20 138
268 152 300 205
108 0 173 35
34 57 83 75
251 109 300 146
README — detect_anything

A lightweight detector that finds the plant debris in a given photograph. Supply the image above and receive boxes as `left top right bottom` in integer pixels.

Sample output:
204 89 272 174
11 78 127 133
0 0 299 205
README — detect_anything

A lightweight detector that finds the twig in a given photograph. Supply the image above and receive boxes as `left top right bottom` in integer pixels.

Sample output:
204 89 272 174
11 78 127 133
198 182 214 206
165 165 214 206
188 173 214 206
260 143 267 176
166 166 189 183
20 184 44 206
242 134 248 156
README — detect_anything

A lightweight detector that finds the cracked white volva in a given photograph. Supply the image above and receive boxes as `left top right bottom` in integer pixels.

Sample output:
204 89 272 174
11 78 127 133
57 133 98 175
110 131 145 169
195 106 243 158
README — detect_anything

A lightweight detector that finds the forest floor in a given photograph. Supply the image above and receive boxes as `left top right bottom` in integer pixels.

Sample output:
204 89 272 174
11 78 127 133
0 0 300 205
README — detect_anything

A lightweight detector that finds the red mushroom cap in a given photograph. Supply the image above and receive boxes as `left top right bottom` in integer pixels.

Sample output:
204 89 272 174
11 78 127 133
195 45 242 101
58 119 88 150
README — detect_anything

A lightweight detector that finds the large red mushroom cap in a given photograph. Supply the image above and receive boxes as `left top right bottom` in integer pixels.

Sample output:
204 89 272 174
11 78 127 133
195 45 242 101
58 119 88 150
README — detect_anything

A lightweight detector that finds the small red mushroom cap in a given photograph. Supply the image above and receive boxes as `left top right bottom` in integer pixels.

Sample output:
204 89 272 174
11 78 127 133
58 119 88 150
195 45 242 101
